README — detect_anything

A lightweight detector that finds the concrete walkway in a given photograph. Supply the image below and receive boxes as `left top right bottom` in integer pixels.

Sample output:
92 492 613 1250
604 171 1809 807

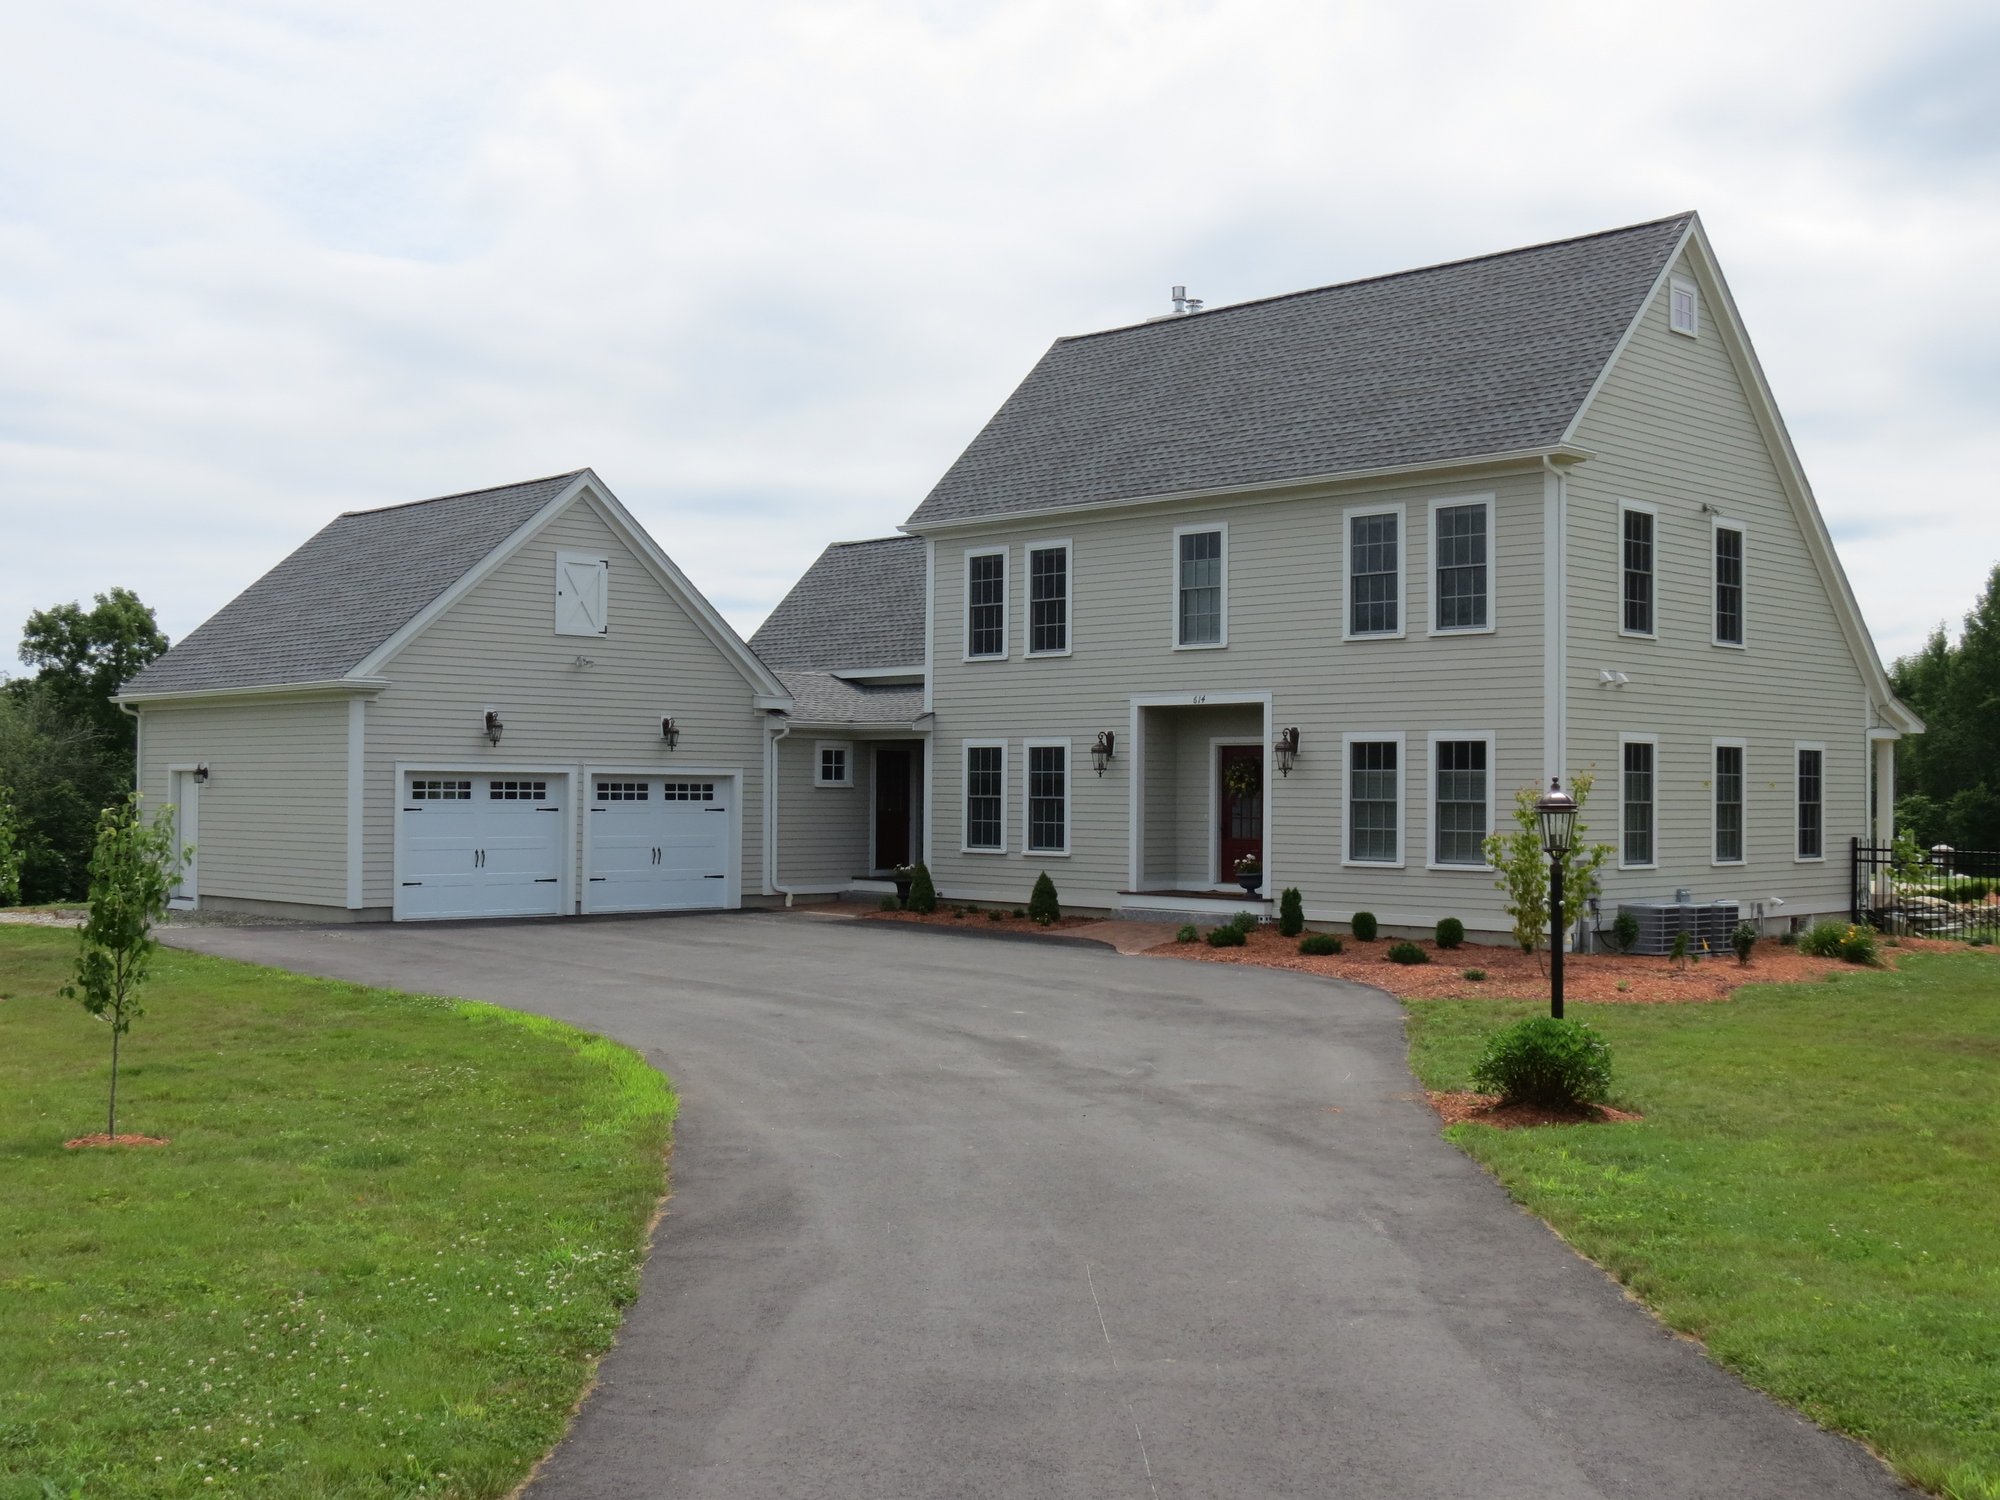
165 913 1908 1500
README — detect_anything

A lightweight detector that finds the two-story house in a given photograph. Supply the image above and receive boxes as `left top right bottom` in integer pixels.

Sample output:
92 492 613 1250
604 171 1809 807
761 211 1919 938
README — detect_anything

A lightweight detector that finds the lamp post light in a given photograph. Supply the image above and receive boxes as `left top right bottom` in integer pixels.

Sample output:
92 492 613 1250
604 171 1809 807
1536 776 1580 1020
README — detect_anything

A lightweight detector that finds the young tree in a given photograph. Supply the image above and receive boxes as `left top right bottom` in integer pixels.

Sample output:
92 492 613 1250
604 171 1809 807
61 794 186 1137
1482 772 1611 959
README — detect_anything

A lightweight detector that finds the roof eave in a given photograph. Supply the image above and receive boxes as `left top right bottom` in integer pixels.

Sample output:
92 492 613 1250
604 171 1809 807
899 444 1594 535
116 676 392 707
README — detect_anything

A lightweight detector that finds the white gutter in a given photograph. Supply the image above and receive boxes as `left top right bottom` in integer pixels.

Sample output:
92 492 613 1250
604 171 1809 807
115 676 391 706
763 714 795 906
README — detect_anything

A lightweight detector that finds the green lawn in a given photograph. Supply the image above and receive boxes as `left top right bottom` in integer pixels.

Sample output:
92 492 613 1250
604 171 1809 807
1406 950 2000 1500
0 926 676 1500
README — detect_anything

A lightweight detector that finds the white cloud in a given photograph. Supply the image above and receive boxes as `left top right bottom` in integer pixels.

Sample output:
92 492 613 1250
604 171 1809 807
1 0 1995 664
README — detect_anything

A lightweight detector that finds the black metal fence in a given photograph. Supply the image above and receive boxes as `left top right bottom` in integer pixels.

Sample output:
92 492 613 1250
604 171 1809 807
1852 838 2000 940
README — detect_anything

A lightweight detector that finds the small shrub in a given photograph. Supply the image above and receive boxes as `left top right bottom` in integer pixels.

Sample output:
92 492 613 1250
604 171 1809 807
1176 923 1200 944
1610 910 1640 953
1839 926 1880 966
1012 908 1026 919
1227 911 1258 937
1798 921 1879 966
906 863 938 914
1351 911 1378 941
1029 872 1062 926
1278 887 1305 938
1470 1016 1613 1108
1435 917 1465 950
1385 941 1429 965
878 894 901 911
1669 929 1690 971
1206 924 1247 948
1731 921 1757 967
1298 933 1342 956
987 908 1005 921
1616 980 1631 993
1463 968 1487 982
1778 928 1798 946
1972 935 1992 948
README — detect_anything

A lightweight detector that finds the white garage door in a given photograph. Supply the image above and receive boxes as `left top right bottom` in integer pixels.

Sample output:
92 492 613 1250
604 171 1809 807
586 775 733 913
398 774 565 921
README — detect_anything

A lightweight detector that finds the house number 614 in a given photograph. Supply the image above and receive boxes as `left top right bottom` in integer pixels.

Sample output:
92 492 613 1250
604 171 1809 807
1190 694 1207 704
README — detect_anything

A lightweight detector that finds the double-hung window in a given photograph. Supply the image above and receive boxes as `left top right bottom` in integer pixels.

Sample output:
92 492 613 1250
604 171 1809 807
1796 744 1824 861
1346 507 1402 637
1713 741 1746 864
1174 525 1226 647
1714 521 1745 646
965 549 1007 659
1621 504 1656 636
1621 736 1657 868
1345 735 1402 865
1430 735 1491 867
963 743 1006 852
1026 543 1070 655
1025 742 1068 855
1432 498 1490 632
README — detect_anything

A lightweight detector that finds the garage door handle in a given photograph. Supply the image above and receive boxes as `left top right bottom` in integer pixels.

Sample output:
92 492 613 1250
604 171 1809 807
704 873 725 879
589 876 607 882
537 806 561 812
534 877 559 883
402 881 422 887
704 807 727 813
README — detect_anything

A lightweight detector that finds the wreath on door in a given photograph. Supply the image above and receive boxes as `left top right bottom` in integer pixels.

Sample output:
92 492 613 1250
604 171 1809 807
1223 757 1261 802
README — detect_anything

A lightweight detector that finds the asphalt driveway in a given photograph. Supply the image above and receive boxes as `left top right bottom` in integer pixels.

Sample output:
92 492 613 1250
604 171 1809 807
166 912 1907 1499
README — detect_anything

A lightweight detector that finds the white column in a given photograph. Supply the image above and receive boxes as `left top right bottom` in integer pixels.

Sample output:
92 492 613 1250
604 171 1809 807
1873 736 1896 846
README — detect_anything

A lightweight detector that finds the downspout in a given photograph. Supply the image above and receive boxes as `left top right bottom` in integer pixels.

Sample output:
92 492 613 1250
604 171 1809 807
120 701 143 801
764 713 795 906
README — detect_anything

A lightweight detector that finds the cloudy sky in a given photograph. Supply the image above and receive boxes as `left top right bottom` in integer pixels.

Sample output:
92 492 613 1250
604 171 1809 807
3 0 1996 670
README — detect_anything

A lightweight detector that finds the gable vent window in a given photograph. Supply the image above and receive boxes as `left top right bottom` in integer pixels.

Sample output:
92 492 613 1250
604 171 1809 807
596 781 650 801
555 551 610 637
1621 506 1655 636
412 778 471 800
1714 522 1745 646
1669 276 1699 337
490 780 549 801
966 550 1007 659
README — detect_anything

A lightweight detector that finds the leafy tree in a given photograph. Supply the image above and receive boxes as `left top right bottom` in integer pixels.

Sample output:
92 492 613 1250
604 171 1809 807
0 681 120 903
15 588 168 749
1482 772 1611 958
62 794 187 1137
0 783 22 905
1892 563 2000 848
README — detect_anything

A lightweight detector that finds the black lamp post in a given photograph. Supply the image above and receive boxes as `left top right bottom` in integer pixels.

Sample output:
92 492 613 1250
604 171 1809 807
1536 776 1580 1019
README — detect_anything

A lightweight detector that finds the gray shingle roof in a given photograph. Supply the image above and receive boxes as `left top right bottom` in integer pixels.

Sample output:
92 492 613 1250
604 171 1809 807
122 471 585 696
775 670 925 724
903 214 1693 529
750 535 926 670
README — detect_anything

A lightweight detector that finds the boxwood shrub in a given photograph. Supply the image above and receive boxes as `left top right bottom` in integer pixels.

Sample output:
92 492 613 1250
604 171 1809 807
1385 940 1429 965
1298 933 1342 956
1350 911 1379 941
1278 887 1305 938
1206 923 1247 948
1469 1016 1613 1108
1434 917 1465 950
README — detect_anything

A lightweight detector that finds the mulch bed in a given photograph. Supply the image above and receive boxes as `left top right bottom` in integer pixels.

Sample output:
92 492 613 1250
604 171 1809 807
64 1133 170 1149
1148 926 1870 1002
864 907 1101 932
1426 1091 1643 1129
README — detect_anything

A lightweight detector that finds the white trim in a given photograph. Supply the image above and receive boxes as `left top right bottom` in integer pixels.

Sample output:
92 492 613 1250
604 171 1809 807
960 739 1008 854
580 766 743 915
1424 730 1497 871
1617 733 1660 871
1711 736 1748 867
922 539 936 714
921 735 935 869
1617 499 1659 640
1206 737 1265 887
1022 738 1072 856
899 444 1594 537
1125 691 1274 894
1342 501 1407 641
1559 219 1698 445
165 763 201 910
1427 493 1497 636
814 740 854 788
116 677 390 706
1022 538 1074 658
962 545 1010 662
864 741 922 874
1542 462 1565 783
1668 275 1700 338
1340 730 1406 868
1711 514 1748 649
345 698 365 908
390 762 577 922
1170 521 1229 650
1793 740 1827 864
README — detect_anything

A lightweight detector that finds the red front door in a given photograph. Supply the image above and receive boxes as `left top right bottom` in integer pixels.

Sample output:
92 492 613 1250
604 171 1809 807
1218 745 1263 883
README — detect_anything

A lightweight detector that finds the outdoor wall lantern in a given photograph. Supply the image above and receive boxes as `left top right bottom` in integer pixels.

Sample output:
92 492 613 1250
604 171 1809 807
192 764 211 784
1091 730 1116 776
1272 726 1301 777
483 710 504 746
1535 776 1580 1020
661 716 680 750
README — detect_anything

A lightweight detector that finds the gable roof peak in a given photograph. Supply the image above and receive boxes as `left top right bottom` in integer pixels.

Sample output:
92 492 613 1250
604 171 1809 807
338 468 591 518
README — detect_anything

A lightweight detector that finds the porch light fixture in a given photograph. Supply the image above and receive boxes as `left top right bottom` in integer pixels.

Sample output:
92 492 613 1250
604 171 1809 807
192 764 210 784
483 710 504 746
1535 777 1580 1019
661 716 680 750
1091 730 1116 776
1272 726 1300 777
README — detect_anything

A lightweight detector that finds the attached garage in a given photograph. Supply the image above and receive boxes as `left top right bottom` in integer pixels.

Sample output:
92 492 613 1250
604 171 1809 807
583 772 738 913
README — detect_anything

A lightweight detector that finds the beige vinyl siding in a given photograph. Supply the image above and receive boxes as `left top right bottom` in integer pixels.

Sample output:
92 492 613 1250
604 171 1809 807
139 697 349 907
361 499 768 908
1566 250 1867 919
924 467 1547 930
774 732 869 889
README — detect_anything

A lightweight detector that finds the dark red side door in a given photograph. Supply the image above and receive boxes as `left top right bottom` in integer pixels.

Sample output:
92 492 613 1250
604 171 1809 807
1218 745 1263 882
875 748 912 870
